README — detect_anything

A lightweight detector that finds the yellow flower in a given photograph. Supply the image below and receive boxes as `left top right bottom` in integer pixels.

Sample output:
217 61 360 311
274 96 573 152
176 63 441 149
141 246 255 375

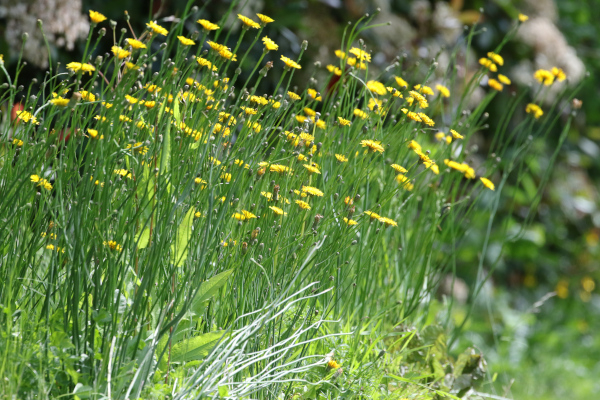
408 91 428 108
552 67 566 82
365 211 381 220
256 13 274 25
328 360 341 369
66 62 95 75
269 206 287 216
486 52 504 66
103 240 123 251
87 128 104 140
146 21 169 36
497 74 511 85
480 177 495 191
518 13 529 22
126 142 148 154
327 65 342 76
30 174 40 183
111 46 130 59
307 88 322 101
197 19 220 31
391 164 407 173
218 48 237 61
114 169 132 179
287 91 301 100
78 91 96 102
353 109 369 119
395 76 409 88
450 129 463 139
525 103 543 119
366 80 387 95
303 164 321 174
125 38 147 49
16 110 39 125
378 217 397 227
368 98 383 112
435 132 447 143
479 58 497 72
360 139 384 153
344 217 358 225
269 164 291 174
349 47 371 62
414 84 434 96
401 108 422 122
295 200 311 210
302 186 323 197
335 154 348 162
238 14 260 29
50 98 69 107
338 117 351 126
534 69 555 86
487 78 503 91
89 10 107 24
12 138 24 146
444 159 475 179
220 173 232 182
396 174 414 190
418 113 435 126
262 36 278 51
233 210 257 221
177 36 195 46
436 84 450 97
196 56 217 71
335 49 346 59
281 55 301 69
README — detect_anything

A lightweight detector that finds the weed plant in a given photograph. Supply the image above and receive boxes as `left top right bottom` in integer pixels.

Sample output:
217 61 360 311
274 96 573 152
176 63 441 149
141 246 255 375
0 4 579 399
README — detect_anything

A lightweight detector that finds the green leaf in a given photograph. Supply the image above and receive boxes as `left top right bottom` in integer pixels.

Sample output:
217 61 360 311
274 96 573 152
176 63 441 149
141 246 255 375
190 269 233 315
134 227 150 249
170 331 224 363
170 207 195 267
218 386 229 397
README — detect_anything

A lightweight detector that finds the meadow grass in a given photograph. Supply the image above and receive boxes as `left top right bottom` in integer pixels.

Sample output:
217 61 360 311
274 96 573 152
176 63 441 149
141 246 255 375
0 4 578 399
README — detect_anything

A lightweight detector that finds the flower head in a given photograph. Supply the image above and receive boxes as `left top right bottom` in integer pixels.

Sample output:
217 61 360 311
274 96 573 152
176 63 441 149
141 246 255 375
295 200 311 210
238 14 260 29
307 88 322 101
146 21 169 36
66 62 96 75
534 69 555 86
525 103 543 119
480 177 495 191
177 36 195 46
343 217 358 225
518 13 529 22
50 98 69 107
497 74 511 85
269 206 287 216
366 80 387 95
349 47 371 62
197 19 220 31
302 186 323 197
303 164 321 174
16 110 39 125
436 84 450 98
479 58 497 72
379 217 397 227
262 36 278 51
353 109 369 119
111 46 130 59
488 78 503 91
281 55 301 70
361 139 384 153
256 13 274 25
335 154 348 162
89 10 107 24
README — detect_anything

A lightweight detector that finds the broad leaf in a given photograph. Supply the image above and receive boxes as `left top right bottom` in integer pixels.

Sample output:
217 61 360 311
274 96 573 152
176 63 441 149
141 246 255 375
170 207 195 267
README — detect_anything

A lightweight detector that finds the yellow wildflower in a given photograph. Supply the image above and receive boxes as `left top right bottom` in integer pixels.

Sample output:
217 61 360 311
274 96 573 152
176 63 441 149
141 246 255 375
534 69 555 86
281 55 301 69
89 10 107 24
177 36 195 46
16 110 39 125
307 88 322 101
436 84 450 97
379 217 397 227
256 13 274 25
480 177 495 191
349 47 371 62
66 62 96 75
552 67 566 82
488 78 503 91
50 98 69 107
395 76 409 88
103 240 123 251
487 52 504 66
288 91 301 100
414 84 434 96
269 206 287 216
479 58 497 72
146 21 169 36
262 36 278 51
338 117 351 126
366 80 387 95
233 210 257 221
391 164 407 173
197 19 220 31
111 46 130 59
196 56 217 71
525 103 543 119
450 129 463 139
87 128 103 140
335 154 348 162
327 65 342 76
498 74 511 85
418 113 435 126
302 186 323 197
296 200 311 210
396 174 414 190
238 14 260 29
365 211 381 220
360 139 384 153
343 217 358 226
303 164 321 174
126 38 147 49
353 109 369 119
12 138 24 146
518 13 529 22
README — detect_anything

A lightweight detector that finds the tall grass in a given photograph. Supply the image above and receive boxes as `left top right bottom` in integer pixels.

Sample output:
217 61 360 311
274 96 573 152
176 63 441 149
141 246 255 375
0 3 577 399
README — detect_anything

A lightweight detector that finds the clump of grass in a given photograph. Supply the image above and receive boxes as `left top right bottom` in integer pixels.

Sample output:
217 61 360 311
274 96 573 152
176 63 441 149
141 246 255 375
0 2 579 399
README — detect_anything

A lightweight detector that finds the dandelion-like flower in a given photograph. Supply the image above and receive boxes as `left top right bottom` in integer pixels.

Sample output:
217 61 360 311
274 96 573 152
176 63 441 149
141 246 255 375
534 69 555 86
343 217 358 226
518 13 529 22
353 109 369 119
391 164 407 173
480 177 495 191
50 98 69 107
349 47 371 62
396 174 414 191
479 58 497 72
414 84 434 96
436 84 450 98
16 110 39 125
364 211 381 220
269 206 287 216
486 52 504 66
525 103 543 119
281 55 301 70
335 154 348 162
197 19 220 31
360 140 384 153
89 10 107 24
238 14 260 29
177 36 195 46
302 186 323 197
551 67 566 82
307 88 322 101
327 65 342 76
111 46 130 59
450 129 463 139
103 240 123 251
303 164 321 174
366 80 386 95
256 13 274 25
395 76 409 88
66 62 96 75
233 210 257 221
487 78 503 91
497 74 511 85
338 117 351 126
288 91 301 100
295 200 311 210
262 36 278 51
146 21 169 36
379 217 397 227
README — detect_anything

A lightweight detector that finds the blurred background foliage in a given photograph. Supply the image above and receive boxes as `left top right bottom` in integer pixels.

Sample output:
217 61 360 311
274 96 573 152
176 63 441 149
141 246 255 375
1 0 598 398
